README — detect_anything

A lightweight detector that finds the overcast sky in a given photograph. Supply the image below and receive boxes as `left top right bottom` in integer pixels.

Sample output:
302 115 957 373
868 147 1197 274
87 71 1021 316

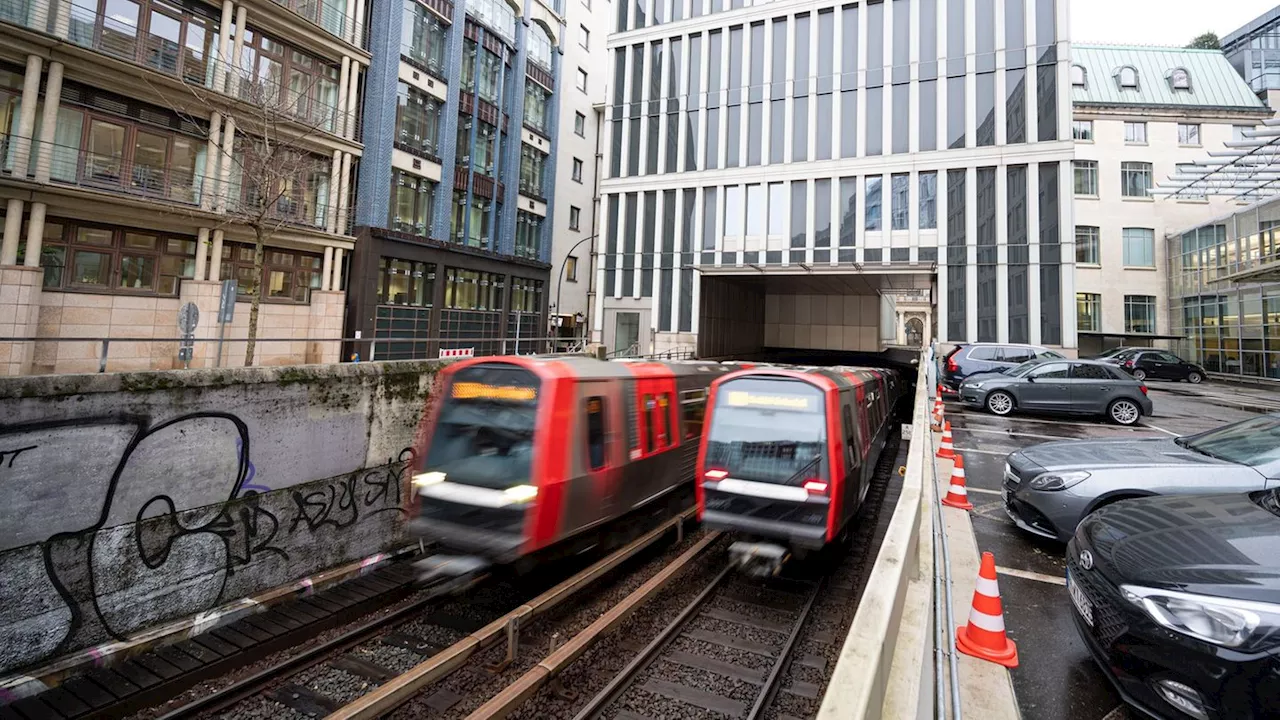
1072 0 1279 46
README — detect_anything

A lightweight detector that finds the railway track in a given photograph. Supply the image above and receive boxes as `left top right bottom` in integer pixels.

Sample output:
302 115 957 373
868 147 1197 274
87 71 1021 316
155 511 699 720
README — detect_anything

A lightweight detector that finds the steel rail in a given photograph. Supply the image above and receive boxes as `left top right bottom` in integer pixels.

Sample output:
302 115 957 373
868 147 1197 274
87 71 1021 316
745 580 823 720
325 508 696 720
464 531 724 720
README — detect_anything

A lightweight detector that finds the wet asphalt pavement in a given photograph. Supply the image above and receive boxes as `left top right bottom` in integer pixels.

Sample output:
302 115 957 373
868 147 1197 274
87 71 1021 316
942 381 1264 720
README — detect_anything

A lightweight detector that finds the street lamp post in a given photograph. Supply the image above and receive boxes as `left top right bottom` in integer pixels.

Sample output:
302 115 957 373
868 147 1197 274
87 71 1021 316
553 234 597 349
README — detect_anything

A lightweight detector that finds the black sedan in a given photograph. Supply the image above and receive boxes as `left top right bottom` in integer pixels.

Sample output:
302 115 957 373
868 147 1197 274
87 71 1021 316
1110 350 1207 384
958 359 1153 425
1067 492 1280 719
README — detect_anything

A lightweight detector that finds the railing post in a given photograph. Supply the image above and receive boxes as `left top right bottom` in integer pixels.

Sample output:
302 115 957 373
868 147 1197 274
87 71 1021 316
98 339 109 373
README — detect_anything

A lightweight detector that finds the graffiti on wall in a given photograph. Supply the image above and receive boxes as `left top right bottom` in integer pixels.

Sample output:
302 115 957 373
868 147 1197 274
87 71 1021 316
0 414 414 674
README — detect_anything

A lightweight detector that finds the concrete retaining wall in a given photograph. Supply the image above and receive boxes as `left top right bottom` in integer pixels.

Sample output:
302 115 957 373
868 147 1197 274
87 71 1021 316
0 360 441 675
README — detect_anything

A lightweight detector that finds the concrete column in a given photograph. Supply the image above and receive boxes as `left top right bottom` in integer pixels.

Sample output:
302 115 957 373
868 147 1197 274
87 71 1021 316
322 246 334 291
201 111 222 211
52 0 70 38
195 227 211 280
33 61 64 183
13 55 44 178
23 202 46 267
343 0 357 44
215 0 234 92
327 149 341 232
344 64 360 140
229 5 247 97
352 0 366 47
337 57 351 137
217 116 237 212
1 199 23 265
210 229 225 280
336 152 352 233
331 248 345 290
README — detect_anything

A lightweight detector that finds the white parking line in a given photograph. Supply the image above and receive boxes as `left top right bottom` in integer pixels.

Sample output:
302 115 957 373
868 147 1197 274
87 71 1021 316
1140 422 1180 437
956 427 1075 441
996 565 1066 586
965 487 1003 496
946 412 1152 432
952 447 1010 457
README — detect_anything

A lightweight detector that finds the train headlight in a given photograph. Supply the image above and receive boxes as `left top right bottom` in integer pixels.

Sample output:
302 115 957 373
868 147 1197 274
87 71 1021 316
412 471 447 488
504 484 539 504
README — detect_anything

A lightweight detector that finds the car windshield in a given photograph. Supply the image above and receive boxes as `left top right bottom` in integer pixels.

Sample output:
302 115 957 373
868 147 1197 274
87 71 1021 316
1004 361 1043 377
1096 347 1128 359
1035 349 1066 359
1177 416 1280 467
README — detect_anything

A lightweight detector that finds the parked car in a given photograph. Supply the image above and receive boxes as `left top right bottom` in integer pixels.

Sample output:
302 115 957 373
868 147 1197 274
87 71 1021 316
1067 491 1280 719
1086 346 1141 361
939 343 1066 393
959 359 1152 425
1110 349 1207 384
1004 413 1280 542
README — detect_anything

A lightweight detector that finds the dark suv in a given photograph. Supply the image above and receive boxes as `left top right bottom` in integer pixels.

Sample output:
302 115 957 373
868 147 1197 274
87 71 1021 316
940 343 1066 392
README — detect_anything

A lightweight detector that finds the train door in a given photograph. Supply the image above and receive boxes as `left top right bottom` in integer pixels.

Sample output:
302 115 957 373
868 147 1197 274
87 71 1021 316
627 375 678 508
840 399 863 522
578 380 622 522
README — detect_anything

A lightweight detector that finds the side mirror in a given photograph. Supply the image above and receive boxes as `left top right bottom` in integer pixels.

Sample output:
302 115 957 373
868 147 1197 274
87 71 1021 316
1025 375 1036 383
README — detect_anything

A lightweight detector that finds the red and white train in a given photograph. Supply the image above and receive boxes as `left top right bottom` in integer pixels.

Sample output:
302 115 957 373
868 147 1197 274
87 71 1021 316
407 354 756 582
695 365 904 575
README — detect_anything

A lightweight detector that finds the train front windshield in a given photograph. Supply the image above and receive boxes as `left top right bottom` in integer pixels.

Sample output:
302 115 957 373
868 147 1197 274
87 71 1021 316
705 378 827 484
425 364 540 490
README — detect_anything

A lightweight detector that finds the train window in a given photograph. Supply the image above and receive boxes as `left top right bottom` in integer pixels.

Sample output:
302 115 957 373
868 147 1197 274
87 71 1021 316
681 389 707 439
643 394 656 453
586 396 607 470
655 394 671 449
841 406 857 472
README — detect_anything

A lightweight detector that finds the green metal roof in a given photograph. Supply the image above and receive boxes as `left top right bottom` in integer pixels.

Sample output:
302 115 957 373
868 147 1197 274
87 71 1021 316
1072 44 1266 111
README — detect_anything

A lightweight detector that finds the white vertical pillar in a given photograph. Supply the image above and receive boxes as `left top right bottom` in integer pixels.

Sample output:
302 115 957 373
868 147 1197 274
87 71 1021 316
698 32 711 171
807 14 818 162
1 199 22 265
671 189 683 326
675 33 689 173
52 0 70 38
621 50 633 174
210 229 225 281
614 193 626 296
229 5 247 97
13 54 44 177
936 166 949 342
717 29 729 170
336 152 352 233
344 0 358 45
738 31 749 168
1025 0 1038 143
651 190 663 328
994 0 1007 146
22 202 46 267
964 0 976 149
332 248 345 291
322 246 334 291
855 9 867 158
217 116 237 212
1060 159 1077 349
996 164 1009 342
634 192 644 297
1028 158 1042 346
829 177 840 267
327 149 342 232
201 111 222 211
784 15 796 163
936 0 947 151
655 38 669 176
353 0 366 47
804 178 815 264
908 0 919 154
345 64 360 140
965 166 978 342
880 0 891 156
215 0 234 92
337 57 351 138
195 228 210 281
908 169 919 260
33 61 63 183
638 43 653 176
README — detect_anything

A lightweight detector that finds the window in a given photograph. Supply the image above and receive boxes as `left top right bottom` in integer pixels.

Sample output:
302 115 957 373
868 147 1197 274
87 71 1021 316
457 119 499 175
580 24 590 48
38 222 200 295
466 0 517 43
451 190 493 247
1026 362 1070 379
569 206 581 230
219 243 323 302
968 346 1000 361
378 258 435 306
515 211 543 260
1071 363 1114 380
572 158 584 182
1116 65 1139 89
645 394 671 451
566 255 579 281
919 172 937 230
1076 293 1101 332
1124 122 1147 144
577 68 589 92
1122 227 1156 267
1074 160 1098 196
585 396 607 470
460 39 502 103
390 170 436 235
1178 123 1200 146
1169 67 1191 91
1121 162 1153 198
890 174 909 231
524 81 551 134
396 82 443 156
511 276 543 313
998 346 1036 363
402 0 447 74
1076 226 1099 264
1072 120 1093 141
1234 125 1254 142
443 267 505 310
866 176 882 231
680 389 707 439
574 112 586 136
1124 295 1157 334
520 145 549 197
1071 64 1087 88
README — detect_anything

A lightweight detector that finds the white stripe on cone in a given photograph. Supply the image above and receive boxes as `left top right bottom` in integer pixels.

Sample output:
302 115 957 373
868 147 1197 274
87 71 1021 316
967 607 1007 633
975 576 1001 597
948 484 968 496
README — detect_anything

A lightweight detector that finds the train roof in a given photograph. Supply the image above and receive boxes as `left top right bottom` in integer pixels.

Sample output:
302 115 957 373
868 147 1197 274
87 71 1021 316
441 354 758 381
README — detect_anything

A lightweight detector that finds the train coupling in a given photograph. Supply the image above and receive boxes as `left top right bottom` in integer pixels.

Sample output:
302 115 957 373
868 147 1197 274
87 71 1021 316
413 554 490 597
728 542 790 578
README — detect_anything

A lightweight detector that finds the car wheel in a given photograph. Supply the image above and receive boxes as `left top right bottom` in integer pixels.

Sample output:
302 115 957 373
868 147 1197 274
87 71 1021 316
986 391 1015 416
1132 368 1147 382
1108 399 1141 426
1187 371 1203 384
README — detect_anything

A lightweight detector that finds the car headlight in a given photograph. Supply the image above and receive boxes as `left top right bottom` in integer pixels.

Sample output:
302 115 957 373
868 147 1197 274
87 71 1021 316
412 471 446 488
1027 470 1090 491
1121 585 1280 651
503 484 539 504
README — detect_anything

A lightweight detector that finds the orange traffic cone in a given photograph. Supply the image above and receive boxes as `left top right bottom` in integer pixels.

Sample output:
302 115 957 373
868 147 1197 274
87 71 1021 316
931 398 944 431
936 421 955 459
956 552 1019 668
942 454 973 510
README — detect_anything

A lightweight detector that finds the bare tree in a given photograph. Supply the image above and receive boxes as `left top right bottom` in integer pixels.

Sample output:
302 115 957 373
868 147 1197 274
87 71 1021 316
148 58 342 366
